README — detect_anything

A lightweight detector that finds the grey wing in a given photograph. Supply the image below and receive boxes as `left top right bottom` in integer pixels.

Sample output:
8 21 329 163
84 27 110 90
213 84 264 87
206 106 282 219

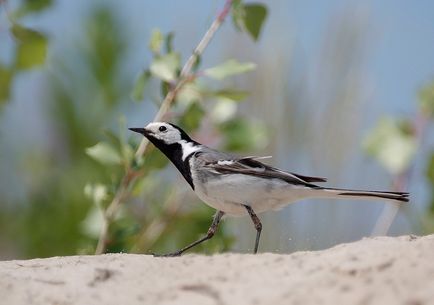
195 151 326 188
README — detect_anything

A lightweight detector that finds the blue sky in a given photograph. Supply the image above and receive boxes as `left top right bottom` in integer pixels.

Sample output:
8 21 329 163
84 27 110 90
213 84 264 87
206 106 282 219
7 0 431 119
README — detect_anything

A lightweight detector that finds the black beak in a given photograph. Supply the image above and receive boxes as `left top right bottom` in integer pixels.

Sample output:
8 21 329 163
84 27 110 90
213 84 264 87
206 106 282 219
128 128 148 136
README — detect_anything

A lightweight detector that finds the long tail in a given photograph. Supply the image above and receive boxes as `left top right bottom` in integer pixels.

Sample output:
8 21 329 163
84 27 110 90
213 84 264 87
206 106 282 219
315 187 409 203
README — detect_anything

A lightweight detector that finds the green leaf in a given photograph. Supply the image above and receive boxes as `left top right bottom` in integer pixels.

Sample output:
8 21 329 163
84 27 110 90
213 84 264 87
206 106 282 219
131 70 151 101
0 64 13 104
243 4 267 41
149 29 164 54
11 24 48 70
363 118 417 175
179 102 205 133
150 52 180 82
13 0 53 19
213 89 249 102
11 23 42 41
418 82 434 117
204 59 256 80
165 32 175 53
86 142 122 165
231 2 268 41
15 40 47 69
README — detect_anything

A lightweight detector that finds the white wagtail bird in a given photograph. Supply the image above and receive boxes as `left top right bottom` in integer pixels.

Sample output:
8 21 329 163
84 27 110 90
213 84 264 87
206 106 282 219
129 122 409 256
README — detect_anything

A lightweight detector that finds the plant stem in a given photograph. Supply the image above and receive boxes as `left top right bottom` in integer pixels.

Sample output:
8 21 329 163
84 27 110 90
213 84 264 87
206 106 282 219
135 0 233 157
95 0 233 255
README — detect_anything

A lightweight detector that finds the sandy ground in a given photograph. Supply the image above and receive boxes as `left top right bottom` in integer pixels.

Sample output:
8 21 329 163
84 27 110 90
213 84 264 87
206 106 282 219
1 235 433 305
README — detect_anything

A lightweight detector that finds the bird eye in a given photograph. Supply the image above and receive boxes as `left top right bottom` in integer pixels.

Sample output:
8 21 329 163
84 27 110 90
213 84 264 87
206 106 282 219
159 126 167 132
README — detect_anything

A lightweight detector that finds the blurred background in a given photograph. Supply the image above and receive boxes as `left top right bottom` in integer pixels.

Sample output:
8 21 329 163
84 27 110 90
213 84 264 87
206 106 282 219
0 0 433 259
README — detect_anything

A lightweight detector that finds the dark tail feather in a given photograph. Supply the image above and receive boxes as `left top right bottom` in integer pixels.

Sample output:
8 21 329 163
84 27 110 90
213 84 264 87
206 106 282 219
323 188 409 203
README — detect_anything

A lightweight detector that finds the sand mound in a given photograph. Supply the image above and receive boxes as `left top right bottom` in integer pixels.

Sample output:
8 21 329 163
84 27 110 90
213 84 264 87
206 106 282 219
1 234 433 305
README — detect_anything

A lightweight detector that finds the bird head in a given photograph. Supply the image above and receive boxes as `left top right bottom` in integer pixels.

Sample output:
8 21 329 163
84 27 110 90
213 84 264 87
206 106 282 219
129 122 192 145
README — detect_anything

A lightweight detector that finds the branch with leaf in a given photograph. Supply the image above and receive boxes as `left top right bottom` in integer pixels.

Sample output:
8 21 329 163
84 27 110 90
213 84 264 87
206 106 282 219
85 0 268 255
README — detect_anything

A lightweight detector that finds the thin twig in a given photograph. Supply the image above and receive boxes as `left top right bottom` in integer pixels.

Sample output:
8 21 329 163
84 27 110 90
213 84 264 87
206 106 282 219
95 0 233 254
135 0 233 157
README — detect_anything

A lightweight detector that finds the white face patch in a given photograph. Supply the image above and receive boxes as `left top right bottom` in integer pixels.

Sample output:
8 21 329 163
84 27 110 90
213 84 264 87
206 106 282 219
145 122 182 145
180 140 201 160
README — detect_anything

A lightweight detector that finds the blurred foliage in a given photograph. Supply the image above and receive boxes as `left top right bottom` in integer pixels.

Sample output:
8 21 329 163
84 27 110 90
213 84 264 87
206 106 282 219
11 23 48 69
219 119 267 151
0 6 129 257
364 80 434 233
0 0 268 258
0 0 49 107
363 118 416 175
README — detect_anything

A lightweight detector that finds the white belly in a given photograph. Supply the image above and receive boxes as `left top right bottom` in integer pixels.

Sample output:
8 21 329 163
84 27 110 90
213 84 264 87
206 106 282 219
192 173 313 216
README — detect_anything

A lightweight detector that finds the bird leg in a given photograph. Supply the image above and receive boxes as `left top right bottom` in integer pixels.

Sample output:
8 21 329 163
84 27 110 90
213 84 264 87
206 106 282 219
153 210 225 257
244 205 262 254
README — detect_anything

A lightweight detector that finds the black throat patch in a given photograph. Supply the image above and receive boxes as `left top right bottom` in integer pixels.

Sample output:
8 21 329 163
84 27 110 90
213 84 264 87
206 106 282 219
146 137 196 190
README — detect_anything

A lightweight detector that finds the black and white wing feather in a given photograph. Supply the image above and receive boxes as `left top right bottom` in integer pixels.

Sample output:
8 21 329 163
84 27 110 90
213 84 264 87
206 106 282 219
196 152 326 188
